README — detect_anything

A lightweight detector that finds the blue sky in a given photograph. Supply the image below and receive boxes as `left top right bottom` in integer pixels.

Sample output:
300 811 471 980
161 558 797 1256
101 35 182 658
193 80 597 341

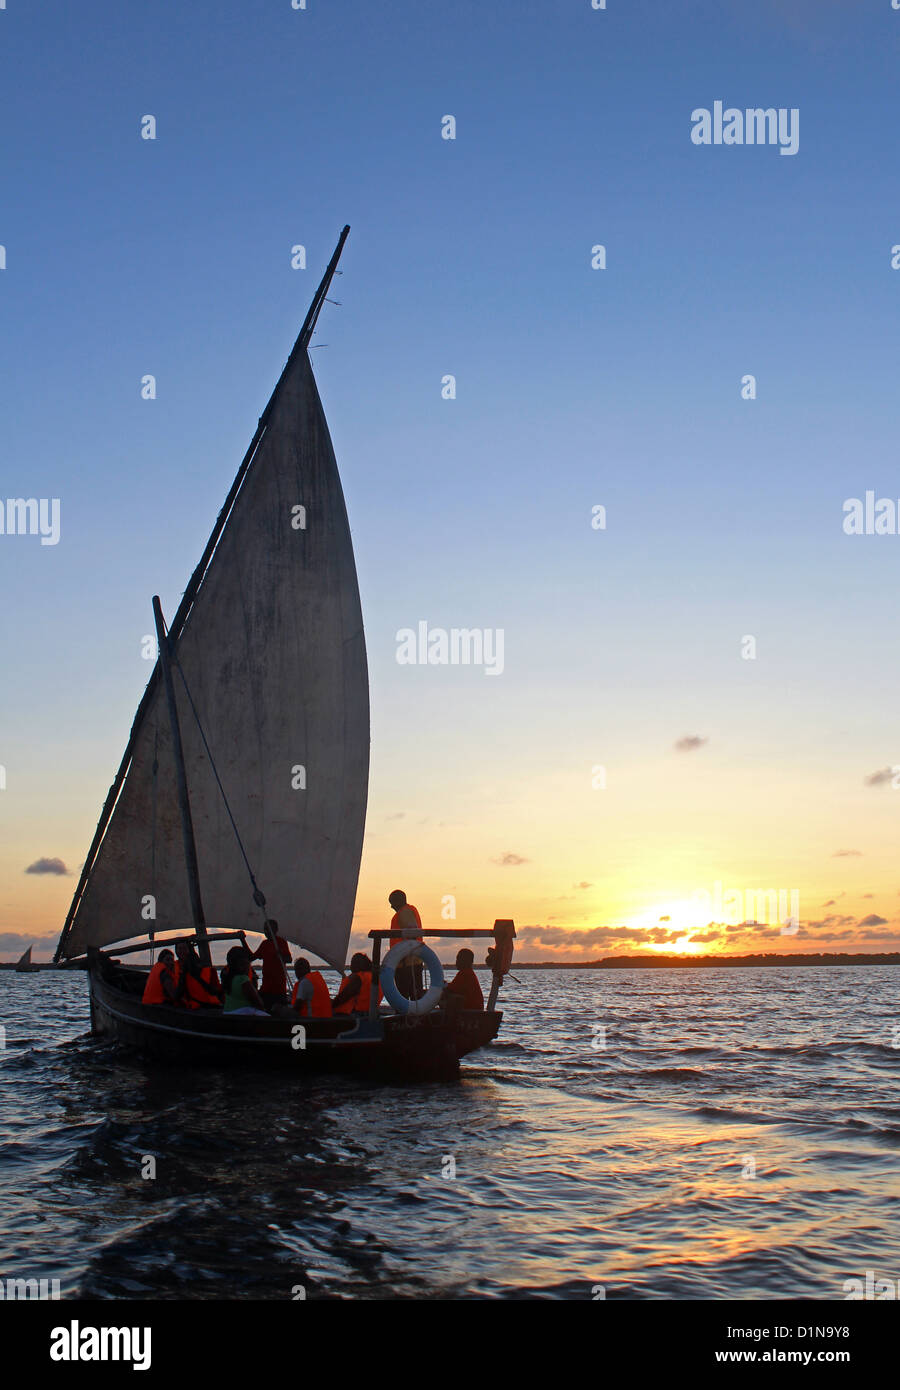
4 0 900 958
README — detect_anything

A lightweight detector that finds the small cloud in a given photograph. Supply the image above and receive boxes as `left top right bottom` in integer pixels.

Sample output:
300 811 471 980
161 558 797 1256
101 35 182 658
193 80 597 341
25 857 68 876
858 913 888 927
864 768 894 787
573 881 592 890
674 735 708 753
863 893 874 900
385 812 405 821
493 852 529 867
658 914 671 922
832 849 862 857
822 899 835 907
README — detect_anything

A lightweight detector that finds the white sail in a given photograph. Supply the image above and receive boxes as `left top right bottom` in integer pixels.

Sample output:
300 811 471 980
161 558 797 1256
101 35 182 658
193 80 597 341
59 347 369 967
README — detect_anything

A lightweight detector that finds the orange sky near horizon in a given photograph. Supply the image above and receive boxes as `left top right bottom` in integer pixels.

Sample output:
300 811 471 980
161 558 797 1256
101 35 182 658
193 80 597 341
5 743 900 963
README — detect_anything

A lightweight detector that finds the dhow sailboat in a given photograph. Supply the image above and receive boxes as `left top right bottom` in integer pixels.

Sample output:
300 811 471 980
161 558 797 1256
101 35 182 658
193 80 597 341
15 945 40 973
53 228 513 1079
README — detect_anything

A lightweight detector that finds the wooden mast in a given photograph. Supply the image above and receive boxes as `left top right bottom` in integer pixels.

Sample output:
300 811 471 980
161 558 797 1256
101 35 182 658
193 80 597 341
55 227 351 961
152 595 211 967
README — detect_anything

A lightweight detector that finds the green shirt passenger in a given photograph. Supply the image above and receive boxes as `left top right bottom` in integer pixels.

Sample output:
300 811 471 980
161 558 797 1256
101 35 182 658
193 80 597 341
221 946 269 1016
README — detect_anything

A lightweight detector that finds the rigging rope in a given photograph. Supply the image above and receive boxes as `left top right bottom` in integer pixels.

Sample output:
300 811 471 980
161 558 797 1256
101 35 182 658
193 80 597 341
172 659 269 921
149 726 159 965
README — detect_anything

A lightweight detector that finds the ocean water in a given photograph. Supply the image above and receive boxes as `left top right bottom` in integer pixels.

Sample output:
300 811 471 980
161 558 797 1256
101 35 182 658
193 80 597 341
0 965 898 1301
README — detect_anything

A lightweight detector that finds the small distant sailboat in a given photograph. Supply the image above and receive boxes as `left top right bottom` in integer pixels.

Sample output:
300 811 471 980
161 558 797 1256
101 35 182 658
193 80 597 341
15 945 40 973
53 228 513 1079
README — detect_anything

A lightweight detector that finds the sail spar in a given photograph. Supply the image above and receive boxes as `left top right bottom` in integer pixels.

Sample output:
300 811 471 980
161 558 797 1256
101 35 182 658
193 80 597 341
57 233 369 967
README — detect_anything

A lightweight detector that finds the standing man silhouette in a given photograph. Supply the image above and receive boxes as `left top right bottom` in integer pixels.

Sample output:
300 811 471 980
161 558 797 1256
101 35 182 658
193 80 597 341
387 889 424 1001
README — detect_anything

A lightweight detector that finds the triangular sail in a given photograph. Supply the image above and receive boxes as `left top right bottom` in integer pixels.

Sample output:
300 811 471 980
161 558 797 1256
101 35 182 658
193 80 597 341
16 945 32 967
57 339 369 967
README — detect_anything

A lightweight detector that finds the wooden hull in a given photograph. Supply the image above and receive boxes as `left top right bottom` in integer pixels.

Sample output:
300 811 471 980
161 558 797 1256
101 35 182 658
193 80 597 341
88 962 501 1081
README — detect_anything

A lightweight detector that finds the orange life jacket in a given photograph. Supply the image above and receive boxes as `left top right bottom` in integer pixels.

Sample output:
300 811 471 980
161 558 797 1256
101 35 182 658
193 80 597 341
291 970 332 1018
389 904 423 949
201 965 220 992
334 970 377 1015
356 970 374 1014
175 962 221 1008
142 960 175 1005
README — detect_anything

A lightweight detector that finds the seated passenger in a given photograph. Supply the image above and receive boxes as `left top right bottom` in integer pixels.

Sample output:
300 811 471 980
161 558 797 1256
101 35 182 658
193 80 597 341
333 952 378 1015
173 941 222 1008
221 946 269 1016
142 948 178 1006
290 957 333 1018
442 948 484 1012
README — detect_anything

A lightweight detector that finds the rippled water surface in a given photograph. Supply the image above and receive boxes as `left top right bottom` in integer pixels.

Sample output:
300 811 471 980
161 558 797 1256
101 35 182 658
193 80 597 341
1 966 898 1299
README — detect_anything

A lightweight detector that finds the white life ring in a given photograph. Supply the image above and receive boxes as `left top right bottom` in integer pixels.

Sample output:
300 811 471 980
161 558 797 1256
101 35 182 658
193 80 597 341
380 939 444 1016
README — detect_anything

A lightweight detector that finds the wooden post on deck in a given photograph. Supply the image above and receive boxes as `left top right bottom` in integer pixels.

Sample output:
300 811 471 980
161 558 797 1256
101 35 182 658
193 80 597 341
486 919 515 1012
369 935 382 1020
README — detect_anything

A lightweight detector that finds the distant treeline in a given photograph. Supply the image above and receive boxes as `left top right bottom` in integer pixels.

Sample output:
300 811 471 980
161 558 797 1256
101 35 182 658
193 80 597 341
0 962 56 970
511 953 900 969
7 953 900 972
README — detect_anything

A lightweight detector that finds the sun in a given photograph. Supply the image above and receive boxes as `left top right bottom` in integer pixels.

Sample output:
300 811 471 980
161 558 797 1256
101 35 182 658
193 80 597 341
621 899 714 954
657 935 704 955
